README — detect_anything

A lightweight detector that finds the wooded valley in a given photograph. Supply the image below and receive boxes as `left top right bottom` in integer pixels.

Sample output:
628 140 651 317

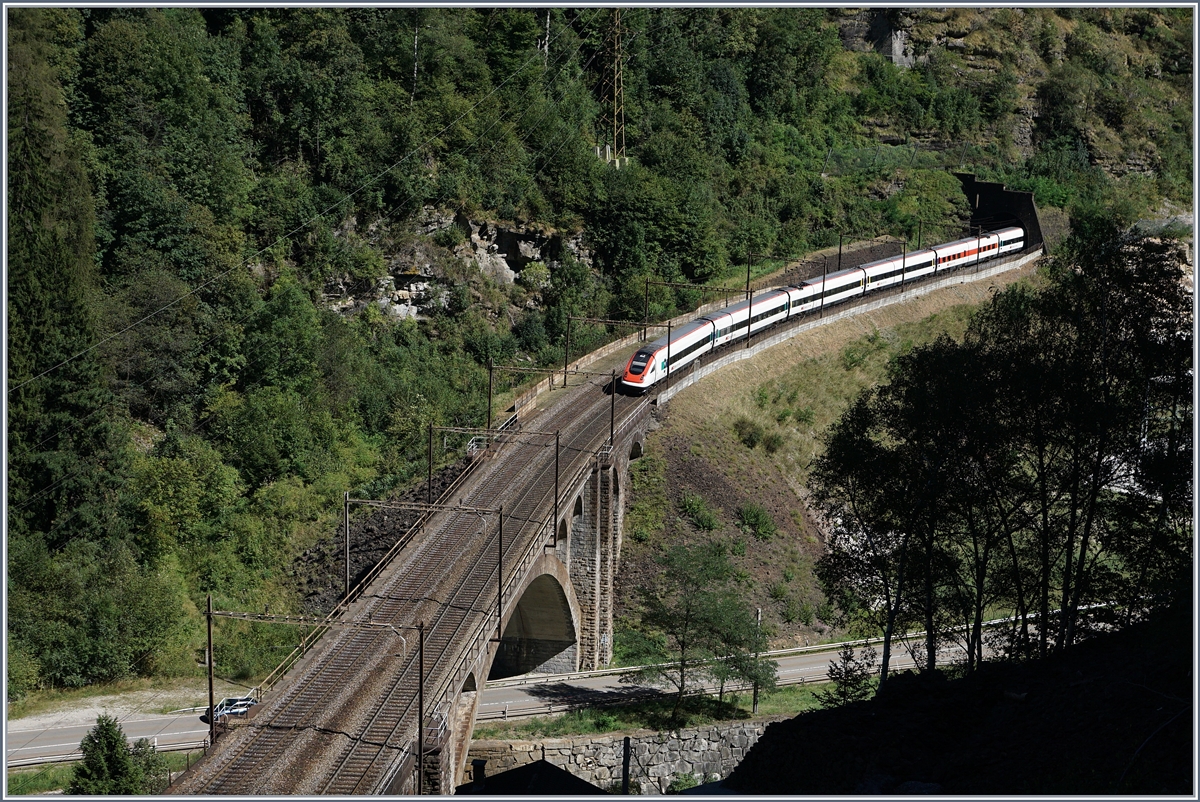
7 7 1192 699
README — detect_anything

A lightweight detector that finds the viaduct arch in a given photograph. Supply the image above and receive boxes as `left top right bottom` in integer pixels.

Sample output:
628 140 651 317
415 407 650 794
175 241 1041 792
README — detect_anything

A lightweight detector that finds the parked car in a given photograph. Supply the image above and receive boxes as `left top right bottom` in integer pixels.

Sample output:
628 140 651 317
200 696 257 723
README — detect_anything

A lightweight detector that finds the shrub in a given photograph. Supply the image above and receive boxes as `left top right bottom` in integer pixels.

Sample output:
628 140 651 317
593 712 618 731
815 644 878 708
70 716 143 795
668 774 699 794
816 600 835 624
793 406 815 425
433 225 465 249
762 432 785 454
737 503 778 540
679 491 719 531
7 643 40 701
769 581 788 601
754 387 769 408
776 408 792 423
733 417 764 448
518 261 551 292
781 595 801 623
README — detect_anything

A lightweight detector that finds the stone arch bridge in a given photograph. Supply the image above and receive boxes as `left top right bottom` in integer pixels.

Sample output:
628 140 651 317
176 376 652 795
175 242 1042 796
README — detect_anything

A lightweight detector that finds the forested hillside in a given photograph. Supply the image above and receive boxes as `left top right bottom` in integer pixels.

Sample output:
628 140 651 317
6 7 1192 698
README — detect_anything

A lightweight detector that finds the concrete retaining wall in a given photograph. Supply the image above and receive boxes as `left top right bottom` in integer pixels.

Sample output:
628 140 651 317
467 716 789 794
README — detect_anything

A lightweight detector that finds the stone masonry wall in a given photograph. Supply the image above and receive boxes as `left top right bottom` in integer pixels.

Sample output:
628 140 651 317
568 466 601 670
466 716 789 794
597 462 616 667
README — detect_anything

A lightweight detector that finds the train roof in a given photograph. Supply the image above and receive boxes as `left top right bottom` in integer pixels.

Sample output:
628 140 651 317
799 266 863 285
701 289 788 320
646 319 708 349
860 248 935 270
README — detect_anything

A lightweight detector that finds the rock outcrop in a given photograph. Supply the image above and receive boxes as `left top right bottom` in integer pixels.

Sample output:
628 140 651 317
321 208 593 319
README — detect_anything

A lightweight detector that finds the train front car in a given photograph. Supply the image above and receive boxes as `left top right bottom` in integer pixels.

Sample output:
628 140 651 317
621 343 662 393
620 320 715 393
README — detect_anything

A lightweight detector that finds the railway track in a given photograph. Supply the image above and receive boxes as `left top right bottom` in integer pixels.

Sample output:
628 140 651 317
176 242 1041 794
180 374 642 794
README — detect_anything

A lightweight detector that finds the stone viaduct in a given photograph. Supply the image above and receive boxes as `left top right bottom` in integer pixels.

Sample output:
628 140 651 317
178 233 1041 796
414 391 652 795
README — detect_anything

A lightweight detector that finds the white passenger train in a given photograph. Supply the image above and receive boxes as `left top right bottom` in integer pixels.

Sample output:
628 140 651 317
621 226 1025 392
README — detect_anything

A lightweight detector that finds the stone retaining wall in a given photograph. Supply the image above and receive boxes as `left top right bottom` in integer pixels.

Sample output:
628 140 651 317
466 716 789 794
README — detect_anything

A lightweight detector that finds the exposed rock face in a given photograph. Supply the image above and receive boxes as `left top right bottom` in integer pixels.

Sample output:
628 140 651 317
322 234 437 320
321 208 593 319
837 9 916 67
440 211 591 286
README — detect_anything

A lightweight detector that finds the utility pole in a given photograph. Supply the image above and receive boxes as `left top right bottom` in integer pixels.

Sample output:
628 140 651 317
745 250 753 349
497 506 504 640
563 317 571 388
664 321 672 392
553 431 560 548
410 12 420 108
643 276 649 342
206 594 215 747
752 607 762 714
746 287 754 350
622 736 631 794
343 492 351 603
487 356 494 433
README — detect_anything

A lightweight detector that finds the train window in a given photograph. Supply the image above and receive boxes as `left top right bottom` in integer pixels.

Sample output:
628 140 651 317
630 349 653 375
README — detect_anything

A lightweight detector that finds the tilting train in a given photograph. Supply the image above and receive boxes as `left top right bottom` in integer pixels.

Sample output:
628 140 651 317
620 226 1025 392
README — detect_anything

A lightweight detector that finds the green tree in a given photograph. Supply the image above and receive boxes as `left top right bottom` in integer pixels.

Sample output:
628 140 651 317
814 216 1192 678
69 714 143 794
630 542 776 720
7 7 130 547
815 644 877 708
130 737 169 794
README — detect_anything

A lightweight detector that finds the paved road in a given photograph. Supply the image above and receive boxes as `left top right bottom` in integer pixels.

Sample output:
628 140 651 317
6 640 961 765
477 642 963 722
7 713 211 767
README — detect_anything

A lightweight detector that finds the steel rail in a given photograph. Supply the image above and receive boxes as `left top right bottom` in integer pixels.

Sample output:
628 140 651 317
187 376 633 797
328 378 638 793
